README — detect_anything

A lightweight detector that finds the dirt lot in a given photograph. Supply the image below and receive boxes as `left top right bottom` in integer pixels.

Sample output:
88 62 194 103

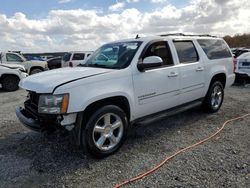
0 86 249 188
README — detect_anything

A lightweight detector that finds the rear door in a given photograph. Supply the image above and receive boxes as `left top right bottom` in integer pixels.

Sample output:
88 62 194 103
173 40 205 105
133 40 180 118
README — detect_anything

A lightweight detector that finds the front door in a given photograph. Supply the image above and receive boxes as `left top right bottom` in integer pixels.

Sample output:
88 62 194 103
133 40 180 118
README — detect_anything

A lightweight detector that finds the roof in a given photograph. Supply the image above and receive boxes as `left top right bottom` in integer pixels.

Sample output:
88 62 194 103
110 33 221 44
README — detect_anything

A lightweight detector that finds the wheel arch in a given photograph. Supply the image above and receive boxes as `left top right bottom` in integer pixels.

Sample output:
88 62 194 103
82 96 131 123
209 73 226 88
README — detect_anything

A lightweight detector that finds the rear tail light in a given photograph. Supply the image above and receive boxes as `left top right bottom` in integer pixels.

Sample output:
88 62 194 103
69 62 73 67
233 57 237 72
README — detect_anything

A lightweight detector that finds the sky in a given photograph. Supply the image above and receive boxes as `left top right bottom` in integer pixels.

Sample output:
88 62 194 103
0 0 249 52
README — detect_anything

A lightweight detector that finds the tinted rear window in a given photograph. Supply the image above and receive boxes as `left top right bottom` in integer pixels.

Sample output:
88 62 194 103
197 39 232 60
72 53 85 60
174 41 199 63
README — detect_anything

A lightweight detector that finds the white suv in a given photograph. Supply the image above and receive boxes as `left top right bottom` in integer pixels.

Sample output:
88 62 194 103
0 52 48 75
61 51 93 67
16 34 235 157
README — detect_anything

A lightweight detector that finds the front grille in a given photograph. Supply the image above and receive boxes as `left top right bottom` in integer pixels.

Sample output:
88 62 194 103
27 91 40 110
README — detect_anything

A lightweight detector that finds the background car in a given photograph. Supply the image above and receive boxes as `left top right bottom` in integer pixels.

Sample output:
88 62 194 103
61 51 93 67
233 48 250 58
0 64 28 91
47 57 62 70
235 52 250 84
0 52 48 75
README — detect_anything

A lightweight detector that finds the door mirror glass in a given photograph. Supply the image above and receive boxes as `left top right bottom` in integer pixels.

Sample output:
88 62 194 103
138 56 163 71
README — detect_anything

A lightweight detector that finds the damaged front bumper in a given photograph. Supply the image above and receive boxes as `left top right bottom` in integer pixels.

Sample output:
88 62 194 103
15 106 77 132
16 107 43 131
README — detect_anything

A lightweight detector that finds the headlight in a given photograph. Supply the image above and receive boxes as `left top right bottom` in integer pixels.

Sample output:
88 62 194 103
38 94 69 114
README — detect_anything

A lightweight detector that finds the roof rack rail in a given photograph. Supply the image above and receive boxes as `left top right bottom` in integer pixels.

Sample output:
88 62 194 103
159 33 217 38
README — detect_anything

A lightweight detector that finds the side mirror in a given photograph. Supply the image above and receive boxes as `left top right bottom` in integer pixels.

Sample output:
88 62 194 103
137 56 163 71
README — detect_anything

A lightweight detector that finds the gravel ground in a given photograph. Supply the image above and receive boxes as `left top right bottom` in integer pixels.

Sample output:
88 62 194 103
0 86 249 188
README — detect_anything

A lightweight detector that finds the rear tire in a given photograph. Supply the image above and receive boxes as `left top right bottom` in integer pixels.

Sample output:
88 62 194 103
1 75 20 92
80 105 128 158
203 81 224 113
30 68 43 75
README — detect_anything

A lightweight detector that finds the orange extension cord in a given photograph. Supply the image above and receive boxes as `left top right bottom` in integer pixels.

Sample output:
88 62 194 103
113 113 250 188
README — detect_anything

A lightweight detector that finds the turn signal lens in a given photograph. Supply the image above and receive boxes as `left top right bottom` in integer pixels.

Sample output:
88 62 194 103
61 94 69 114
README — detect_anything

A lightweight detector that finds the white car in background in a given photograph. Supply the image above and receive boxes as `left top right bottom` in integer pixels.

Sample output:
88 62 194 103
0 64 28 91
0 52 48 75
61 51 93 67
235 52 250 83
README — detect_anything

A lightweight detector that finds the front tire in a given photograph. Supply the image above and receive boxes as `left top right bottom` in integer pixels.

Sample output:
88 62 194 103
203 81 224 113
1 75 20 91
81 105 128 158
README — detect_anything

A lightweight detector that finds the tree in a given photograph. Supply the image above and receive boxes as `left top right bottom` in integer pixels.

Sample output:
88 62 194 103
224 33 250 48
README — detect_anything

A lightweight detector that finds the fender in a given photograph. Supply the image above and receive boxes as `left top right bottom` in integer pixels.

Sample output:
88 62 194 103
204 63 228 94
54 72 135 120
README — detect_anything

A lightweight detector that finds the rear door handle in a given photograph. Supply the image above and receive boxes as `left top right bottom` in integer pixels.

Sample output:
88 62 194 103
196 67 204 72
168 72 178 77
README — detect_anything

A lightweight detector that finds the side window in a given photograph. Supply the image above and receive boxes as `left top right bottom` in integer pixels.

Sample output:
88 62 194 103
174 41 199 63
72 53 85 60
6 53 23 62
142 41 173 66
197 39 232 60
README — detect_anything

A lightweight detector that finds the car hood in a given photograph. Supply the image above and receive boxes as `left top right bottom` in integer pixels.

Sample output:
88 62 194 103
19 67 112 93
0 63 25 70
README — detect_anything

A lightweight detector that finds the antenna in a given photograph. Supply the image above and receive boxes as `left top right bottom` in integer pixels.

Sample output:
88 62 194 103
135 34 139 39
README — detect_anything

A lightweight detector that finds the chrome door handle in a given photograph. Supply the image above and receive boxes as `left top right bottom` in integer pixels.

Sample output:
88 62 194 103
196 67 204 72
168 72 178 77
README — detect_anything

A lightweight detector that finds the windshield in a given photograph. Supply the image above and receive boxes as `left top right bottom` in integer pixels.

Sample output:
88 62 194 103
82 41 142 69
